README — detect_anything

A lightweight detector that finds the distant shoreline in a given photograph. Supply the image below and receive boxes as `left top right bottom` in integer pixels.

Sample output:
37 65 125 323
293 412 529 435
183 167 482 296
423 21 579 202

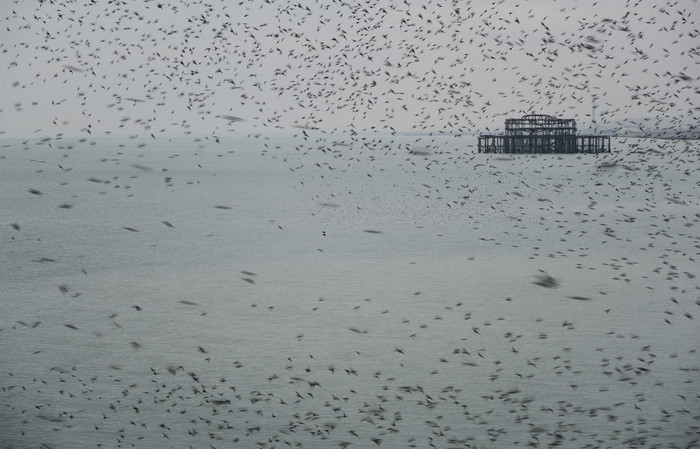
605 131 700 140
1 130 698 141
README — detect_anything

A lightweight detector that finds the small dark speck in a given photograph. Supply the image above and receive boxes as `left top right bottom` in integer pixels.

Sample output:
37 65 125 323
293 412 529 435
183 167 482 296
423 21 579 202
533 273 559 288
130 163 153 171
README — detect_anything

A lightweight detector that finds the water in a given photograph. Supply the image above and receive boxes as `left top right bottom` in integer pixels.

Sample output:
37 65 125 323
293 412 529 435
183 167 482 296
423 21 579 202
1 134 698 448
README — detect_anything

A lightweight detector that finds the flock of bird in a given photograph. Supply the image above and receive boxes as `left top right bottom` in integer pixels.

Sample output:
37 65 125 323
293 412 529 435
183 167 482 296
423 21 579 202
1 0 699 448
1 0 697 137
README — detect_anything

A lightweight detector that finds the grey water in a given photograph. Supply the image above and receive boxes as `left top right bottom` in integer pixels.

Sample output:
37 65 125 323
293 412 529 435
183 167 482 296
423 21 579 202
1 134 698 448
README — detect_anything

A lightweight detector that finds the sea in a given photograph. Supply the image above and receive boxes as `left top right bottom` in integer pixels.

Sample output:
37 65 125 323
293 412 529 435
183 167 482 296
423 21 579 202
1 133 698 448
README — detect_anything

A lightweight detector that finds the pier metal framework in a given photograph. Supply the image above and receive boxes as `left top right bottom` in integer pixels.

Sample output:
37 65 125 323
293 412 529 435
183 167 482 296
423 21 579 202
478 114 610 154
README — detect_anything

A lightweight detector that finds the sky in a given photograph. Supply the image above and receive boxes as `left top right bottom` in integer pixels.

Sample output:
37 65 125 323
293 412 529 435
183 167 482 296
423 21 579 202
0 0 697 138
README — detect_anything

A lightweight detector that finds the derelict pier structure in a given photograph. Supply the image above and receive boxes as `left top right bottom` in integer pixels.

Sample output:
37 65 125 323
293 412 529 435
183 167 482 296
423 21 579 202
478 114 611 154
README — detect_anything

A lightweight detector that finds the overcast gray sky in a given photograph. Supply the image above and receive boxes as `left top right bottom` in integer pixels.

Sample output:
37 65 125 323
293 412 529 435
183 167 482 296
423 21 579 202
0 0 697 138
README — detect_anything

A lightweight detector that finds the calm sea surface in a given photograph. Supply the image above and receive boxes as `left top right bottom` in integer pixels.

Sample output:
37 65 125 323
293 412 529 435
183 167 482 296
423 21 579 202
1 134 698 448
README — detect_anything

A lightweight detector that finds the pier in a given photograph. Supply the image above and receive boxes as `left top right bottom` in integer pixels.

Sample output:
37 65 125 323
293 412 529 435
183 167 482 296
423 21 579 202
478 114 611 154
